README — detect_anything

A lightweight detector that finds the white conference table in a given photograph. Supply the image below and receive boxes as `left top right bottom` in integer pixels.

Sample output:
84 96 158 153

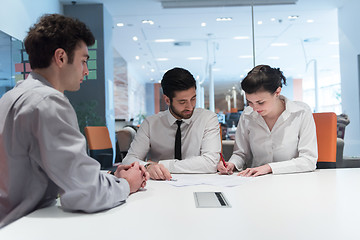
1 168 360 240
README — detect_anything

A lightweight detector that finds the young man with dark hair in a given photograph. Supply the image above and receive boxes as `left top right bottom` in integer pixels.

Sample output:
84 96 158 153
0 14 149 228
123 67 221 180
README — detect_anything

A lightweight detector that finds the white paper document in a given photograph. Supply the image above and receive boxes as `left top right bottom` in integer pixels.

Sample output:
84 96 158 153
165 174 254 187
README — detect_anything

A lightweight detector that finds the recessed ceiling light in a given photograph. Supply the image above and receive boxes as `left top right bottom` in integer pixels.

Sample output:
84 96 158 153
233 36 249 40
187 57 203 60
142 20 154 25
156 58 169 61
154 39 175 43
257 21 263 25
116 23 124 27
135 56 140 60
288 15 299 20
216 17 232 21
271 43 288 47
133 36 138 41
270 18 276 21
307 19 314 23
201 22 206 27
150 69 155 72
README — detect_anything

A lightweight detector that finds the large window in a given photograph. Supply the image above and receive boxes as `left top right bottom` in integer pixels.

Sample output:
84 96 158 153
252 5 341 113
0 30 24 98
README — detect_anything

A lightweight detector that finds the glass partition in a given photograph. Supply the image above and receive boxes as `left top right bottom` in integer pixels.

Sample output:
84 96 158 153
252 4 341 114
0 30 24 98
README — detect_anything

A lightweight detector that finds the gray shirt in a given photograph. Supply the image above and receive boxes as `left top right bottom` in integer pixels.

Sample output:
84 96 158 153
122 108 221 173
0 72 130 228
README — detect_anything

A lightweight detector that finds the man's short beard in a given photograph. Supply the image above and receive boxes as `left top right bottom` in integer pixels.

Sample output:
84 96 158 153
169 102 194 119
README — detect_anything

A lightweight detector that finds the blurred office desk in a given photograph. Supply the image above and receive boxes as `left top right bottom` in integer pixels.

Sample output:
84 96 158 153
1 169 360 240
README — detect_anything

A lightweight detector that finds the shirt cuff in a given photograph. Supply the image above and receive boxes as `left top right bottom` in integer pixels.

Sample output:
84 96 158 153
158 160 172 172
117 177 131 196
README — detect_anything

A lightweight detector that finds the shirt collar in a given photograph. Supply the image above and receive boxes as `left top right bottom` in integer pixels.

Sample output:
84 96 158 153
27 72 55 89
243 95 303 119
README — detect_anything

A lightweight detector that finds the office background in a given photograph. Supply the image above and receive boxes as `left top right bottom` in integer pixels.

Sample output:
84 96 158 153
0 0 359 158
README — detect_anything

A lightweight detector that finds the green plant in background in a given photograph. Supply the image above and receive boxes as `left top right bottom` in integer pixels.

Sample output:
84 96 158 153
73 100 105 135
334 87 341 103
133 112 147 125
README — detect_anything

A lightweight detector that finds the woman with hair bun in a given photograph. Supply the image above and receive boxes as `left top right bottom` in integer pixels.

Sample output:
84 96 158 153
218 65 318 177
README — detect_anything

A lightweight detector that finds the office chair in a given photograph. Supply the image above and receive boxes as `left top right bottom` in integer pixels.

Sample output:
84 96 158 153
116 126 136 161
313 112 337 168
84 126 114 170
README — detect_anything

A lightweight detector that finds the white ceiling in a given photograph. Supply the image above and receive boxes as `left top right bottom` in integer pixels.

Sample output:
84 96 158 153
60 0 345 95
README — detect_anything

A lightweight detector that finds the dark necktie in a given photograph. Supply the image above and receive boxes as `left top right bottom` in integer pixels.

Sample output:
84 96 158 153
175 120 183 160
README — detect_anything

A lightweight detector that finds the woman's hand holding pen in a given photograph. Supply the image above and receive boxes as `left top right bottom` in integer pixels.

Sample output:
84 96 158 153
217 161 235 175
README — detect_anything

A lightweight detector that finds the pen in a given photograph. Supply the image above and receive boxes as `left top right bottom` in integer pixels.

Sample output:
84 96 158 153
220 153 227 168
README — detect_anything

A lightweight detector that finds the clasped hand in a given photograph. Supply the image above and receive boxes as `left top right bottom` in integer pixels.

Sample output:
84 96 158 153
114 162 150 193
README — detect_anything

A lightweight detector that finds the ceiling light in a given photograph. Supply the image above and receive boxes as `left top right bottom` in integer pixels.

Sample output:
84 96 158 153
201 22 206 27
187 57 203 60
270 18 276 21
133 36 138 41
116 23 124 27
216 17 232 22
257 21 263 25
135 56 140 60
150 69 155 72
156 58 169 61
154 39 175 43
271 43 288 47
142 20 154 25
234 36 249 40
288 15 299 20
307 19 314 23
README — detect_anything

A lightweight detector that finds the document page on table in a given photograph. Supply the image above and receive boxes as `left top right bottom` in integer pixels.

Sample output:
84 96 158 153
166 174 254 187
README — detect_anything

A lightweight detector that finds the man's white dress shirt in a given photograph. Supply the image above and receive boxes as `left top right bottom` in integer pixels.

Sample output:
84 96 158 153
229 96 318 174
122 108 221 173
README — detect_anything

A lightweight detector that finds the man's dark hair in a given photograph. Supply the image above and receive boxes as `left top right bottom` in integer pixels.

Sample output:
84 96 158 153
241 65 287 94
24 14 95 69
161 67 197 100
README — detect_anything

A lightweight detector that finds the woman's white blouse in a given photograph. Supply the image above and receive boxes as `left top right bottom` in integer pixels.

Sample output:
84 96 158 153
229 96 318 174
